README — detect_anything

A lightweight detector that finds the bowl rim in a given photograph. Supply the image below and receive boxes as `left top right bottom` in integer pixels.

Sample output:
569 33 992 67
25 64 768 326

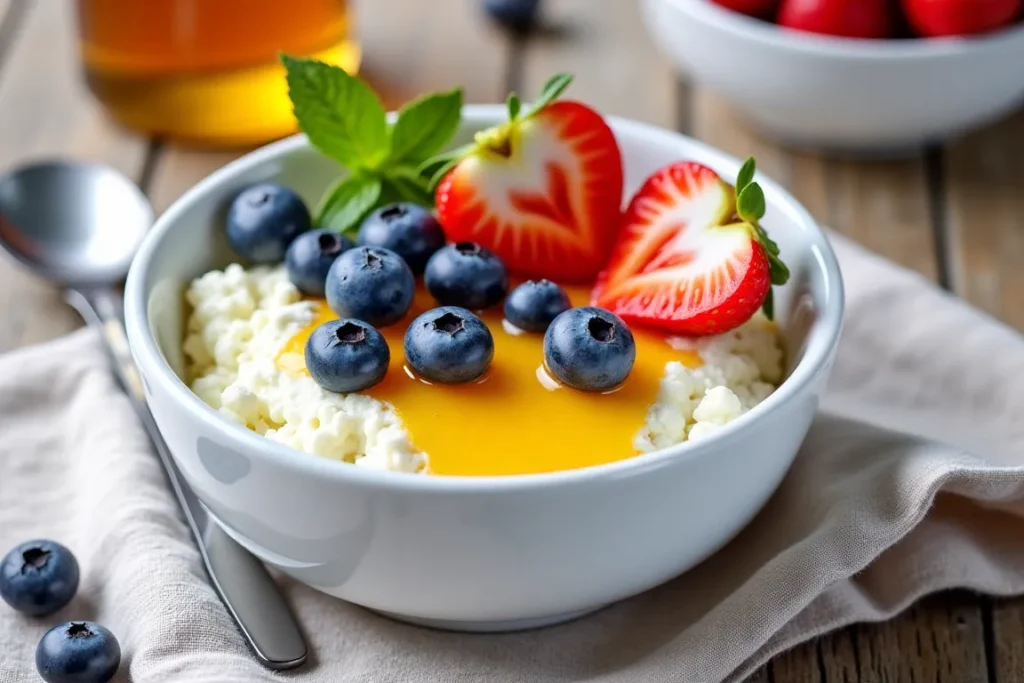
124 104 845 493
658 0 1024 58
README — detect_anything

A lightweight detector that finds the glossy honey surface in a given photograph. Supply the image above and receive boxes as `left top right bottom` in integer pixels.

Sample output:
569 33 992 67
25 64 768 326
278 287 702 476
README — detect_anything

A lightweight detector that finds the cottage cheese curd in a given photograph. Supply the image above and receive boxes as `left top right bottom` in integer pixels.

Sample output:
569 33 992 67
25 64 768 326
183 264 783 474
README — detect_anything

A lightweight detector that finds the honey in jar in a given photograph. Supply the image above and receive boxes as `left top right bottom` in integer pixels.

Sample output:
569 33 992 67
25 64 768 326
76 0 359 146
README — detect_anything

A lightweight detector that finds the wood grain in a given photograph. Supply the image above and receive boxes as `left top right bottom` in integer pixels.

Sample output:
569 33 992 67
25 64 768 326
943 109 1024 330
519 0 678 128
0 0 147 351
995 597 1024 682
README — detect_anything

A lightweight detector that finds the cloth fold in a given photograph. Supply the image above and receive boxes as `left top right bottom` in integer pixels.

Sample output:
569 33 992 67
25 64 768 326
3 233 1024 683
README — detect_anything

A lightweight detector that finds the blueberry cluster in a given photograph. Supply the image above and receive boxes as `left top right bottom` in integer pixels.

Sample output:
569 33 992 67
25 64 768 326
225 185 637 392
1 541 120 683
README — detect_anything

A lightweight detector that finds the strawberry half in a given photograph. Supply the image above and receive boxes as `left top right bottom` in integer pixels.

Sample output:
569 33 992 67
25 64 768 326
592 159 789 336
424 74 623 282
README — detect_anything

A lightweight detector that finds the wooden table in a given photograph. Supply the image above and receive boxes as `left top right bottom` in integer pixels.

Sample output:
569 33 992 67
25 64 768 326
0 1 1021 680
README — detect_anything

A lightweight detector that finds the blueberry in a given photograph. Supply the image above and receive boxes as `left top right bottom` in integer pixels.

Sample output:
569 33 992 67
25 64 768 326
286 229 354 296
544 307 636 391
357 203 447 275
483 0 541 31
504 279 571 333
325 246 415 327
0 540 79 617
36 621 120 683
305 319 390 393
424 242 509 310
404 307 494 383
226 183 310 263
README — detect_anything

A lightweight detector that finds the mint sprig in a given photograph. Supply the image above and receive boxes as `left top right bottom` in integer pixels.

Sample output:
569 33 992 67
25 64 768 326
281 54 463 234
734 157 789 320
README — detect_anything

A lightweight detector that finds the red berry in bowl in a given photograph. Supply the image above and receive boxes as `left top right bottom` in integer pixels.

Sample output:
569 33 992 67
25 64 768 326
778 0 894 38
710 0 780 18
901 0 1022 37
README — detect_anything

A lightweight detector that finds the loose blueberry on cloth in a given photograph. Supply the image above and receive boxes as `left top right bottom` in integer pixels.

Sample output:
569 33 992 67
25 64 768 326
4 232 1024 683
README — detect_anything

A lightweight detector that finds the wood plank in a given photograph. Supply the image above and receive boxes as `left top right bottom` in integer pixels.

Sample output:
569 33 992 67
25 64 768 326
358 0 509 109
994 597 1024 681
690 90 983 682
942 107 1024 682
943 109 1024 330
0 0 148 351
148 0 510 215
518 0 678 128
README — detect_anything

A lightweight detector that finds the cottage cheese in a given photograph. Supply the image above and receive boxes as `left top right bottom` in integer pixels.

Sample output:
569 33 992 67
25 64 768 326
184 265 783 473
183 264 426 473
634 315 783 452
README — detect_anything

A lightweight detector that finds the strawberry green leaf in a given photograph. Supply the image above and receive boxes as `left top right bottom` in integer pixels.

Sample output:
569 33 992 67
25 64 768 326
762 288 775 320
419 142 477 189
386 87 463 166
736 157 756 195
507 93 522 120
522 72 573 118
737 183 766 222
282 54 389 169
316 174 383 235
768 254 790 285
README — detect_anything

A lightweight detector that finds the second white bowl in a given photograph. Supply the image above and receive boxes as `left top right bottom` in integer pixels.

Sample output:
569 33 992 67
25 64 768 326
642 0 1024 153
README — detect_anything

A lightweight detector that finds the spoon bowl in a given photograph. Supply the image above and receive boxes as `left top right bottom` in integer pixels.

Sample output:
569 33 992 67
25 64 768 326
0 161 152 286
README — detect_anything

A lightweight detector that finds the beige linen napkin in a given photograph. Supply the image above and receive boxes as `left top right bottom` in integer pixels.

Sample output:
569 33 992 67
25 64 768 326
4 232 1024 683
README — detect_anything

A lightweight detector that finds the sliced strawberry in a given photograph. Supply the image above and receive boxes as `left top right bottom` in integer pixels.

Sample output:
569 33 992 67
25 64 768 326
592 160 787 336
426 75 623 283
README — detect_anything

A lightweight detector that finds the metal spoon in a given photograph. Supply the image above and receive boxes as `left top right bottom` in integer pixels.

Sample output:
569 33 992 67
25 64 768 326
0 160 307 670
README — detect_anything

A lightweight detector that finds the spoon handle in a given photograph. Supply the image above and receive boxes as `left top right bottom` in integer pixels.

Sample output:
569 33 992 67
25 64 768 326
66 287 309 671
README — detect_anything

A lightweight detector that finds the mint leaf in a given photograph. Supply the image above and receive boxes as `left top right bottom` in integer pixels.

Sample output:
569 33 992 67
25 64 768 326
382 168 436 207
737 183 766 222
316 174 383 234
282 54 389 169
736 157 756 194
523 73 573 118
387 87 463 165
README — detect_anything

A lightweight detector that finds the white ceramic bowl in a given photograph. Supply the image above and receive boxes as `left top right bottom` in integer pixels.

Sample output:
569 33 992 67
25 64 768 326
124 106 843 632
642 0 1024 153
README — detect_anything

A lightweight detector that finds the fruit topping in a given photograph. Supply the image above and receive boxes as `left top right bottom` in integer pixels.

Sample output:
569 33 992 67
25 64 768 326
503 279 571 333
36 621 120 683
285 228 353 296
777 0 895 38
592 157 788 336
0 540 79 617
711 0 781 18
404 307 495 383
325 246 415 327
425 74 624 283
226 183 310 263
306 319 390 393
357 202 447 274
424 242 509 310
901 0 1022 37
483 0 542 32
543 307 636 392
